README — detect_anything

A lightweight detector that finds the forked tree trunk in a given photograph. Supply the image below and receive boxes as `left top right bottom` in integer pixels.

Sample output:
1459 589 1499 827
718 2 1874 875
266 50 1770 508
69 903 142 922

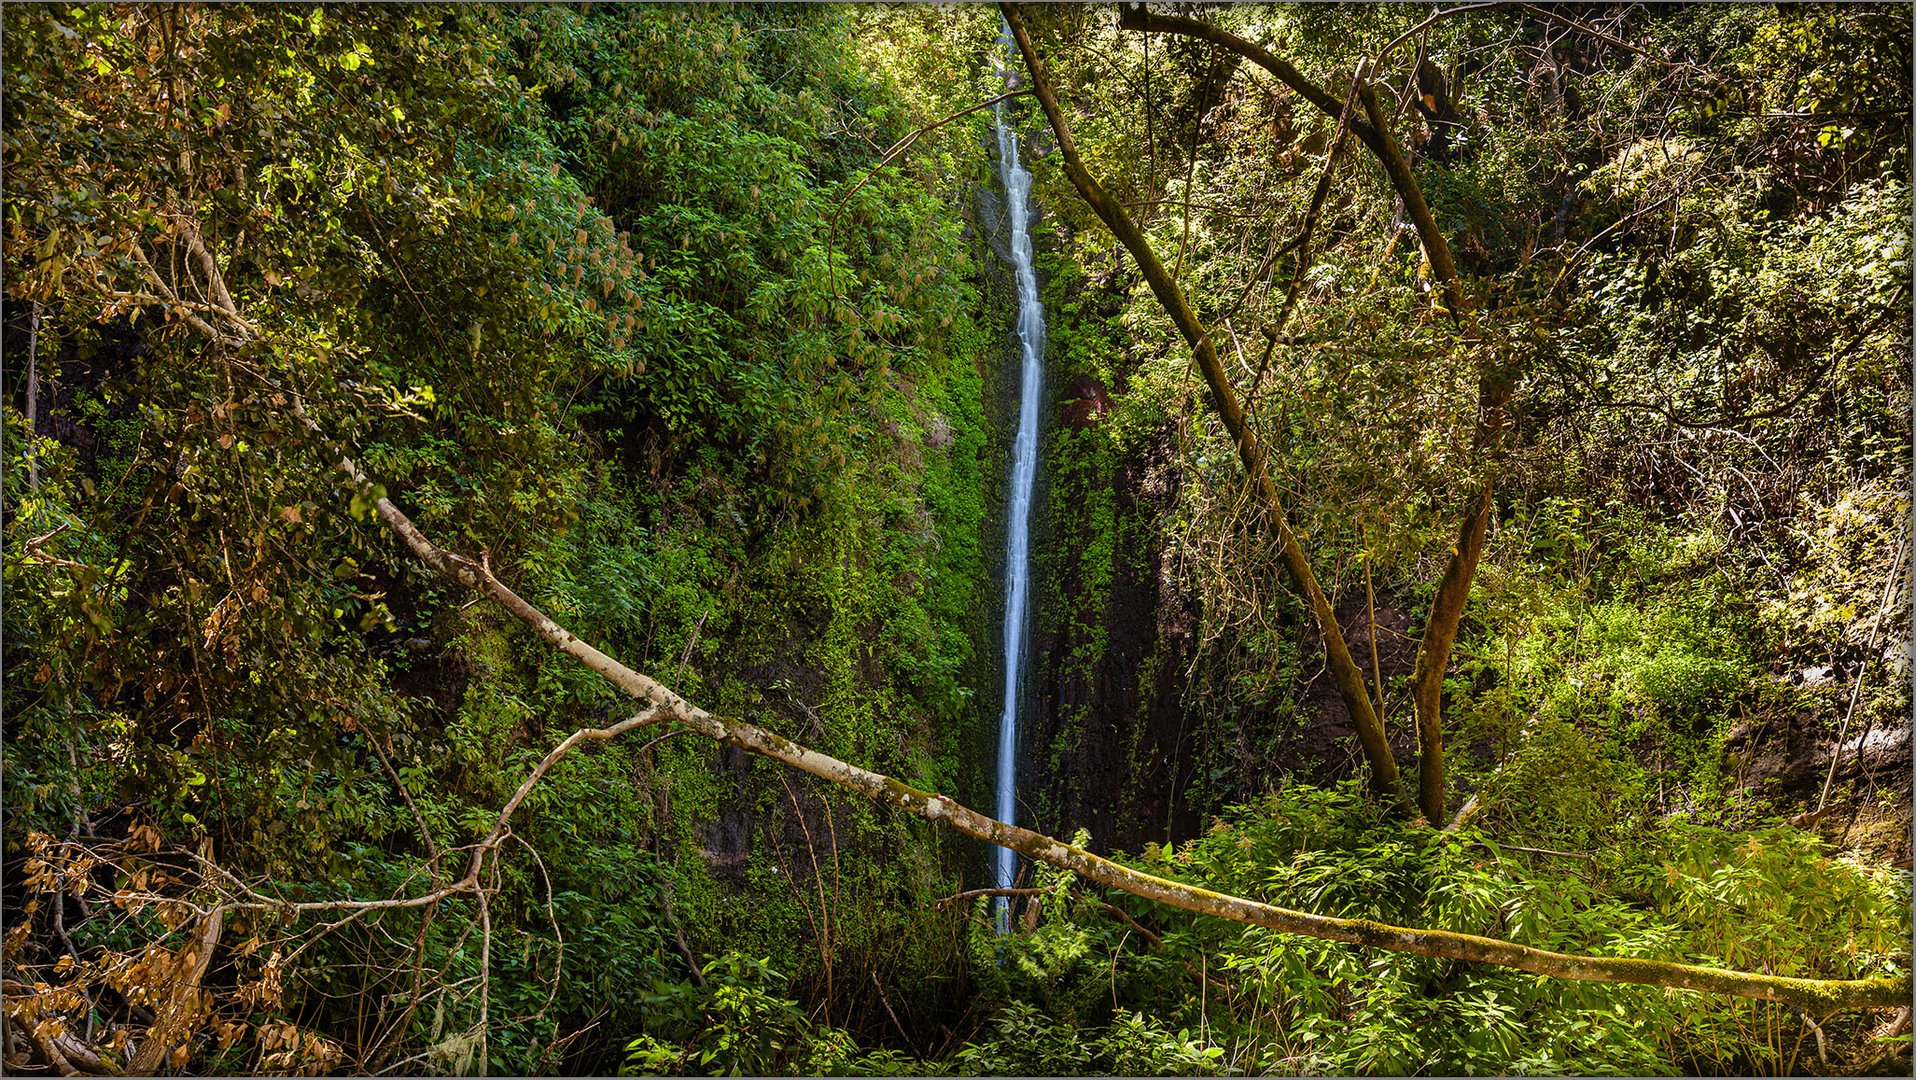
1109 3 1510 820
1001 3 1409 808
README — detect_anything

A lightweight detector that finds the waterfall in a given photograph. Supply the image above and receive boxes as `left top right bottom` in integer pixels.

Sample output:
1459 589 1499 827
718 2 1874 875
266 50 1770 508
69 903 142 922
990 59 1045 936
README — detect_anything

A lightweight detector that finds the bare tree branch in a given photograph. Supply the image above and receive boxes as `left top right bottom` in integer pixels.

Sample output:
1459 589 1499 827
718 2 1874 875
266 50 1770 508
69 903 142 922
339 459 1911 1010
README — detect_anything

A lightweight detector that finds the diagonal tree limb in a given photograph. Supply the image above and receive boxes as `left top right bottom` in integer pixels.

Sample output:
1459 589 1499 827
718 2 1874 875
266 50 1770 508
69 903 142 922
1819 527 1908 815
1001 3 1408 807
1116 3 1466 317
1230 57 1366 342
1353 80 1463 318
329 418 1909 1012
129 243 235 346
1116 4 1509 821
1408 408 1498 822
1268 58 1365 339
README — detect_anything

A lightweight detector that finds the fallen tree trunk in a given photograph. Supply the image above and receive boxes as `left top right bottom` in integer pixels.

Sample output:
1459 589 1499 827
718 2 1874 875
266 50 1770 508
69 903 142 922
325 424 1909 1014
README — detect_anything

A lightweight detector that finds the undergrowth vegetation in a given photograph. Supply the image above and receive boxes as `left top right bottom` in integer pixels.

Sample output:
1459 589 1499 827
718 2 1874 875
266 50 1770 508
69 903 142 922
611 788 1907 1076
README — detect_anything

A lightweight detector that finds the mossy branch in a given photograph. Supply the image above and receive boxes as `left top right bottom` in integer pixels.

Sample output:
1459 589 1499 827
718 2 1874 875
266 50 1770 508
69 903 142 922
341 434 1908 1014
999 2 1408 807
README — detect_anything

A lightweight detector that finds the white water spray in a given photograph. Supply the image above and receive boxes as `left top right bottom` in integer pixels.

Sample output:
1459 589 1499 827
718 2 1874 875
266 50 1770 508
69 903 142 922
990 50 1045 936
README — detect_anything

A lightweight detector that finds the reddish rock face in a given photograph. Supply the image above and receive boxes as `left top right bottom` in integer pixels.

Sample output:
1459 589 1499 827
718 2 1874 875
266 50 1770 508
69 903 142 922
1060 374 1114 429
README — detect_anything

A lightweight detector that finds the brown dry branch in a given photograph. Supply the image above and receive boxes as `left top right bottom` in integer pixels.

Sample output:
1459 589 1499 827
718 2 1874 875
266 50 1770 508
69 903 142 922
125 869 222 1075
4 830 346 1076
932 886 1045 911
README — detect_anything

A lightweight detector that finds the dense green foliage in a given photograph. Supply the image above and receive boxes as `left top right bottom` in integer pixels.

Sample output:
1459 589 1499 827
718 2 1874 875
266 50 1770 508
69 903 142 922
4 3 1908 1076
4 5 998 1072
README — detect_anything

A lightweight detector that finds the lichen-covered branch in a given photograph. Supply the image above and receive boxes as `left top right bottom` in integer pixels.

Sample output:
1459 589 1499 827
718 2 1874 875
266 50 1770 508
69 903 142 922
342 417 1908 1014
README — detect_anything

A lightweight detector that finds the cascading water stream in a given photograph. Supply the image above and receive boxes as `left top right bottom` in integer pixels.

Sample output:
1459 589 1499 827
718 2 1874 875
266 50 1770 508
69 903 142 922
990 53 1046 936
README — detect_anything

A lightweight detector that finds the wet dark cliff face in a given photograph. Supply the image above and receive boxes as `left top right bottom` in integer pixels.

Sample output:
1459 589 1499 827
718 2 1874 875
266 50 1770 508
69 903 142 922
1024 399 1428 855
1025 379 1202 853
1295 594 1424 784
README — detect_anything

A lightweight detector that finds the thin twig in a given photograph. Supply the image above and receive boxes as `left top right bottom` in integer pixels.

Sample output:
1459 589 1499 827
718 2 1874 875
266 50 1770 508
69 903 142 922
660 881 706 987
828 89 1032 299
868 970 915 1053
1515 3 1658 59
781 774 834 1021
1378 1 1510 66
1797 1009 1829 1064
362 725 443 878
1820 528 1908 813
476 886 491 1079
21 522 71 551
1174 53 1223 281
129 243 232 344
1230 56 1364 330
1366 550 1384 719
1581 299 1904 431
933 886 1043 910
638 726 695 756
464 708 666 883
25 301 42 489
1477 840 1595 862
673 607 710 692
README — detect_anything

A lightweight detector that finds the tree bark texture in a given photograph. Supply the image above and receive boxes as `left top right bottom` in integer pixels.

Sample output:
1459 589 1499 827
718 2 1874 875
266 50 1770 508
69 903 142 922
128 883 224 1074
